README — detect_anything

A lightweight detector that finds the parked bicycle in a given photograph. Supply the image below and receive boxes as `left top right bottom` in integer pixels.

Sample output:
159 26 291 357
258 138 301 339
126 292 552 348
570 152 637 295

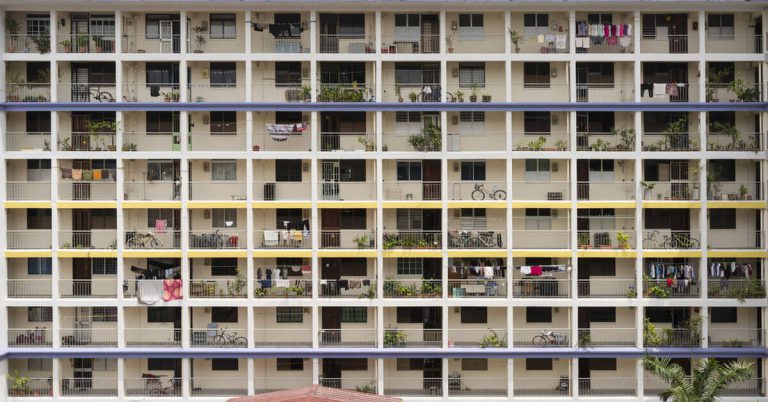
15 327 47 346
142 374 177 395
471 183 507 200
532 330 568 347
642 230 700 250
450 231 500 249
213 328 247 347
127 232 163 248
89 85 115 102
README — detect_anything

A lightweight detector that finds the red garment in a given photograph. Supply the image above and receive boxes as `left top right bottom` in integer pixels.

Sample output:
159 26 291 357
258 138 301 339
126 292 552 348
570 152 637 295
530 265 543 276
163 279 183 301
666 278 673 287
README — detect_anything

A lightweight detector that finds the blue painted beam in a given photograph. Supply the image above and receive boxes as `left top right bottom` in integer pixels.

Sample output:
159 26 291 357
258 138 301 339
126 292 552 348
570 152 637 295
1 347 766 360
2 102 767 112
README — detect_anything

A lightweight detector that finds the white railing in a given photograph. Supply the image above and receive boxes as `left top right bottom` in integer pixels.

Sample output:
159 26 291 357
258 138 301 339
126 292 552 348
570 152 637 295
123 131 177 152
58 34 115 53
121 34 182 53
706 82 761 103
121 83 180 103
640 82 697 103
5 83 51 102
511 230 570 249
253 130 311 151
382 328 442 348
511 83 570 102
189 181 247 201
5 132 50 151
320 132 374 152
447 230 505 249
319 278 375 298
6 181 51 200
448 33 506 53
577 328 637 347
6 378 52 397
252 34 309 53
708 328 764 348
447 328 508 348
510 181 569 200
7 279 51 298
253 229 311 249
644 327 700 347
320 230 376 249
254 278 312 297
382 181 441 201
383 279 442 298
187 83 246 103
318 328 377 347
708 230 763 249
577 181 635 200
383 231 442 249
190 327 248 347
576 37 634 53
708 279 766 299
58 181 116 200
7 230 52 249
449 279 507 298
707 132 763 152
125 230 181 249
318 181 376 200
190 378 248 396
643 279 700 298
59 278 117 298
317 83 376 102
577 278 636 298
513 279 570 298
442 83 507 104
125 377 182 396
577 230 636 249
8 328 52 347
56 84 118 103
189 279 247 298
253 181 311 201
318 34 376 53
60 327 118 347
381 34 440 54
446 131 507 152
643 132 700 151
708 182 763 201
253 328 312 347
641 230 701 250
253 378 313 393
576 83 635 102
384 378 442 396
61 378 118 397
640 34 698 53
5 34 52 53
123 181 179 200
578 378 636 396
513 329 570 347
641 182 699 200
58 230 117 249
125 328 181 346
189 230 246 249
447 377 508 396
513 377 571 396
512 132 569 151
448 181 507 201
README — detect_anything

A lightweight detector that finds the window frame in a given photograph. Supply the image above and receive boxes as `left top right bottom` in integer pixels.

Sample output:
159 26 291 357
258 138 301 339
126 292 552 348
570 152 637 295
209 14 237 39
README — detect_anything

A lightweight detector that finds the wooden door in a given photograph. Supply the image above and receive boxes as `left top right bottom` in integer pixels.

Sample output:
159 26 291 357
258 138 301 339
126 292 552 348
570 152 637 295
422 160 441 200
72 210 92 248
72 258 92 296
321 209 340 247
668 14 688 54
321 307 341 345
577 160 589 200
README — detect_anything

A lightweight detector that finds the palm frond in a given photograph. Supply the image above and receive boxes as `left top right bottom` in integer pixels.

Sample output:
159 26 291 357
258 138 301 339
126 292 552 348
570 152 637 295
701 360 755 400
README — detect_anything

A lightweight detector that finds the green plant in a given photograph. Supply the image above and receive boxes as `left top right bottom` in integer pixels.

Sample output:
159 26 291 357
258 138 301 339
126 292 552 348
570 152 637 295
408 124 441 151
738 184 749 200
394 84 402 101
469 82 480 102
85 120 119 151
508 29 524 52
355 382 376 394
357 135 375 151
527 136 547 151
408 91 419 102
728 76 760 102
612 127 635 150
709 121 740 149
663 116 689 151
359 282 376 299
454 90 464 102
647 283 671 298
353 233 370 249
122 142 137 151
420 281 441 296
300 84 312 101
226 269 246 296
60 39 72 51
706 66 731 101
726 279 766 302
480 328 507 348
5 18 20 36
75 35 89 51
384 328 408 347
8 370 32 396
719 339 746 348
555 139 567 151
31 34 50 53
643 318 663 347
578 332 592 347
286 285 305 296
626 287 637 298
253 287 268 297
616 231 630 249
643 356 754 402
589 138 610 151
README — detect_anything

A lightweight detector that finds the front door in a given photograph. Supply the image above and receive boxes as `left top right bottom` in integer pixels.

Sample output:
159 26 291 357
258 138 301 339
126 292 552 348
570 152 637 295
72 358 93 390
71 112 92 152
70 15 89 52
420 15 438 53
577 160 589 199
667 14 688 53
422 160 441 200
321 307 341 345
72 210 92 248
319 15 339 53
71 66 90 103
72 258 92 296
321 161 340 200
321 209 341 247
422 307 442 344
576 67 588 102
423 358 442 391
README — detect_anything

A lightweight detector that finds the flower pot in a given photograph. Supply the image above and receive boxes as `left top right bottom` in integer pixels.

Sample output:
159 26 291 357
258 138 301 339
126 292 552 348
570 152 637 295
448 48 454 53
469 95 477 102
482 95 491 102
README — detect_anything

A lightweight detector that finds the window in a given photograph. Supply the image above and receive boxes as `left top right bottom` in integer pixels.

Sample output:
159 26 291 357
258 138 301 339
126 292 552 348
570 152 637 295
580 258 615 276
28 359 52 371
526 358 553 371
212 358 239 371
461 307 487 324
26 209 51 229
92 258 117 275
587 14 613 25
461 161 486 181
211 258 238 276
147 307 177 323
83 62 116 84
148 358 178 371
711 307 737 323
92 307 117 322
339 258 367 276
26 15 50 36
526 307 552 323
145 14 178 39
340 307 367 323
277 358 304 371
397 258 423 276
459 112 485 123
462 358 488 371
210 14 236 39
397 358 424 371
577 112 614 133
396 161 422 181
340 209 366 230
274 13 301 37
524 63 550 88
26 112 51 133
211 307 238 323
276 307 304 323
210 111 237 134
709 111 735 130
210 62 236 87
146 63 179 86
394 14 420 41
458 14 484 40
339 160 366 181
92 358 117 371
708 160 735 181
212 160 237 181
147 160 175 181
25 62 48 83
708 62 735 84
582 63 614 86
709 209 736 230
396 209 423 230
397 307 424 323
589 307 616 323
524 112 551 133
28 307 52 322
707 14 734 38
525 208 552 230
338 14 365 37
523 14 549 35
394 63 439 86
589 159 615 182
146 112 179 134
27 258 52 275
338 359 368 371
275 62 302 86
276 209 304 229
460 208 487 230
147 209 175 229
645 308 672 323
275 160 302 181
459 63 485 88
26 159 51 170
590 358 617 370
525 159 551 175
89 15 115 39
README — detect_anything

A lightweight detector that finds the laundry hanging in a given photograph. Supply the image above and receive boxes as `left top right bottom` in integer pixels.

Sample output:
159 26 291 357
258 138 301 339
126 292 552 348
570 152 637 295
266 122 308 142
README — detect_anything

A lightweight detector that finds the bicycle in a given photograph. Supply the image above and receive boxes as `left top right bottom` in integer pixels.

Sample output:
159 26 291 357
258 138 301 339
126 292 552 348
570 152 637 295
664 232 700 249
212 328 247 347
142 374 177 395
127 232 163 248
89 85 115 102
532 330 568 347
471 183 507 200
641 230 664 249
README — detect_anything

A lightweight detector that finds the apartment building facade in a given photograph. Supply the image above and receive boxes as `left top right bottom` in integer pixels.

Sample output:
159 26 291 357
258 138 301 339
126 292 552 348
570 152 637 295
0 0 767 400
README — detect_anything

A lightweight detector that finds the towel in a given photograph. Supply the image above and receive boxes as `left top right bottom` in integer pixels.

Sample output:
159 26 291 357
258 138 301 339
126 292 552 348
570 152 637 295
155 219 167 233
293 230 303 241
653 83 667 98
301 264 311 273
521 266 532 275
530 265 543 276
93 169 102 180
555 34 567 49
61 168 72 179
484 266 494 279
137 280 163 304
72 169 82 180
263 230 279 246
163 279 183 301
619 36 631 48
275 279 290 288
537 34 544 43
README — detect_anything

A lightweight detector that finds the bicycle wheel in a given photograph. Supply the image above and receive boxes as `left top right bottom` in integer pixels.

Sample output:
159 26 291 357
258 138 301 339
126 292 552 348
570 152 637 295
532 335 547 347
642 236 656 249
687 238 700 249
97 92 114 102
493 190 507 200
232 336 248 346
150 238 161 248
663 236 676 249
471 189 485 200
127 237 142 248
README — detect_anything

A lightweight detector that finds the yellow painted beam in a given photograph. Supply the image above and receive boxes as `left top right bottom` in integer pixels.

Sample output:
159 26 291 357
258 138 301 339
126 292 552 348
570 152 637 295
317 201 377 209
576 201 636 209
708 201 767 209
384 250 443 258
188 250 248 258
57 201 117 209
318 250 378 258
123 201 182 209
123 250 183 258
252 249 312 258
4 201 52 209
643 250 702 258
187 201 247 209
643 201 701 209
58 250 118 258
4 250 53 258
382 201 441 209
252 201 312 209
511 201 571 209
511 250 572 258
708 250 768 258
447 201 507 209
577 249 637 258
447 250 507 258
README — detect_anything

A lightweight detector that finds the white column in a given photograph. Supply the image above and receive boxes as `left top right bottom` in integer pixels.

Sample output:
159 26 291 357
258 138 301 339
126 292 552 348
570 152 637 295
117 358 125 398
310 11 317 54
181 358 191 398
439 11 446 54
568 11 576 54
51 357 60 399
180 11 188 54
247 358 255 395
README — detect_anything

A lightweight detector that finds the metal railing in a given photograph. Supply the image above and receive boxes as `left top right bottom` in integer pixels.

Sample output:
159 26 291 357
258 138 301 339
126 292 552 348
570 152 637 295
513 329 570 347
511 230 570 249
190 327 248 347
383 328 443 348
575 83 635 102
124 132 177 151
708 181 763 201
319 230 376 249
189 230 246 249
643 132 700 151
510 181 569 201
577 230 636 249
189 181 247 200
61 378 118 397
7 279 52 298
253 181 311 201
578 378 637 396
59 278 118 298
121 83 180 103
254 278 312 297
576 37 634 53
513 377 571 396
707 132 763 152
319 278 375 298
641 181 699 200
447 328 508 348
7 230 52 249
643 279 700 298
124 181 179 200
58 181 116 200
121 34 182 53
383 231 442 249
190 279 247 298
58 34 115 53
648 376 764 397
8 328 52 347
512 132 569 151
644 327 700 347
124 230 180 249
447 231 505 249
252 34 309 53
448 181 507 201
253 329 312 347
641 230 701 250
577 278 636 298
190 378 248 396
318 181 376 200
5 34 51 53
320 378 377 393
58 230 117 249
6 378 52 397
60 327 118 347
384 378 442 397
318 328 377 347
577 131 630 151
125 328 181 346
5 83 51 102
708 279 766 299
705 34 762 53
253 378 313 393
56 83 117 103
320 132 374 152
125 377 182 396
708 230 763 249
708 328 764 348
189 132 246 151
639 82 696 103
448 33 507 54
577 181 636 200
5 132 50 151
316 83 376 102
381 34 440 54
383 279 442 298
318 34 375 53
381 83 442 103
252 82 310 102
517 33 570 53
514 279 570 298
640 34 698 54
6 181 51 200
382 181 441 201
707 82 762 102
252 130 310 151
577 328 637 347
448 279 507 298
188 31 244 54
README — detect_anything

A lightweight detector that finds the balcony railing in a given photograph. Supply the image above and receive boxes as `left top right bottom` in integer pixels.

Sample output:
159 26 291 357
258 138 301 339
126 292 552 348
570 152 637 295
643 279 700 298
708 230 763 249
320 230 376 249
707 132 763 152
576 83 635 102
125 328 181 346
58 34 115 53
448 181 506 201
8 328 52 347
513 132 569 151
383 231 442 249
253 181 310 201
577 230 636 250
61 378 118 397
641 230 701 250
708 279 766 299
5 83 51 102
514 279 570 298
6 181 51 200
577 181 635 200
124 132 177 152
253 229 310 248
189 181 247 201
511 230 570 249
577 278 636 298
190 378 247 396
321 378 377 393
125 230 180 249
59 230 117 249
189 230 246 249
448 279 507 298
121 83 180 103
188 83 246 103
254 278 312 298
576 37 634 53
252 34 309 53
317 83 376 102
6 378 52 397
190 279 247 298
447 328 507 348
5 132 50 151
446 377 507 397
58 181 116 200
5 34 51 53
188 31 244 54
189 132 246 151
448 34 506 54
253 130 311 151
252 82 309 102
384 378 442 397
60 327 118 347
643 132 700 151
514 377 571 397
318 181 376 200
708 328 764 348
190 327 248 347
641 182 700 200
125 378 182 397
319 34 375 53
383 181 441 201
381 34 440 54
705 34 762 53
59 278 118 298
447 231 505 249
7 279 52 298
7 230 52 249
510 181 569 201
577 131 632 152
443 83 506 103
124 181 179 201
254 378 313 394
577 328 636 347
512 328 570 347
318 328 377 347
121 35 181 53
708 182 763 201
381 83 441 103
578 378 636 397
56 83 117 103
320 132 375 152
319 278 375 298
643 327 700 347
383 328 442 348
253 329 312 347
640 34 698 54
517 33 570 53
707 82 761 103
383 279 442 298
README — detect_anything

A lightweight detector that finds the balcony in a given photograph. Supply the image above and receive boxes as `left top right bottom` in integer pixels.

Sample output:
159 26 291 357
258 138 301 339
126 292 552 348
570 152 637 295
643 327 700 347
708 328 764 348
5 83 51 102
253 181 310 201
448 181 506 201
577 182 635 200
60 378 117 397
643 279 699 298
56 83 117 103
188 83 246 103
320 132 375 152
189 230 246 249
641 182 699 200
381 34 439 54
254 278 312 298
641 230 701 250
60 328 117 347
708 279 766 299
5 132 49 151
512 328 570 347
576 83 635 103
190 279 247 298
125 328 181 347
381 83 440 103
5 33 51 54
383 328 442 348
59 230 117 249
577 328 636 347
190 132 246 152
253 329 312 347
577 131 634 152
253 82 310 103
383 279 442 298
121 35 181 54
8 328 53 347
190 327 247 347
383 182 441 201
319 34 375 54
7 279 51 298
513 133 569 151
447 231 505 249
577 278 636 298
6 378 52 397
511 83 569 102
252 34 309 54
444 83 506 103
253 229 310 249
511 230 570 249
124 181 179 201
7 230 52 249
447 328 507 348
515 34 570 54
6 181 50 200
189 181 246 201
318 329 377 347
709 230 763 250
706 34 762 53
448 279 507 298
318 182 376 200
58 181 116 201
510 181 569 201
447 34 506 54
59 278 117 298
707 182 763 201
643 132 700 151
578 378 636 397
190 378 247 397
707 132 763 152
58 34 115 53
577 230 636 250
319 278 376 298
640 34 699 54
383 231 442 249
513 279 569 298
384 378 442 397
640 82 697 103
125 378 182 397
514 377 571 397
317 83 375 102
706 82 761 103
122 83 180 103
124 132 177 152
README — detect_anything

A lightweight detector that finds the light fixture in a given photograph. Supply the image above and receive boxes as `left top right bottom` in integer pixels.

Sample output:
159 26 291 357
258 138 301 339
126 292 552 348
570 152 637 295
451 21 458 31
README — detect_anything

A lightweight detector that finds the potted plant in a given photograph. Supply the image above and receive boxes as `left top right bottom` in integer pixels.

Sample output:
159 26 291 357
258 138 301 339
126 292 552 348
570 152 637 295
383 328 407 347
738 184 749 200
527 136 547 151
8 370 32 396
31 34 50 54
353 233 370 249
60 39 72 52
479 329 507 348
616 231 631 249
394 84 403 102
469 83 479 102
122 142 137 151
482 93 492 102
357 135 375 151
508 29 524 53
192 24 207 52
454 90 464 102
555 139 567 151
706 66 731 102
408 91 419 102
446 34 455 53
299 84 312 102
5 17 20 52
75 35 89 52
710 121 740 150
641 181 655 199
612 127 635 151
